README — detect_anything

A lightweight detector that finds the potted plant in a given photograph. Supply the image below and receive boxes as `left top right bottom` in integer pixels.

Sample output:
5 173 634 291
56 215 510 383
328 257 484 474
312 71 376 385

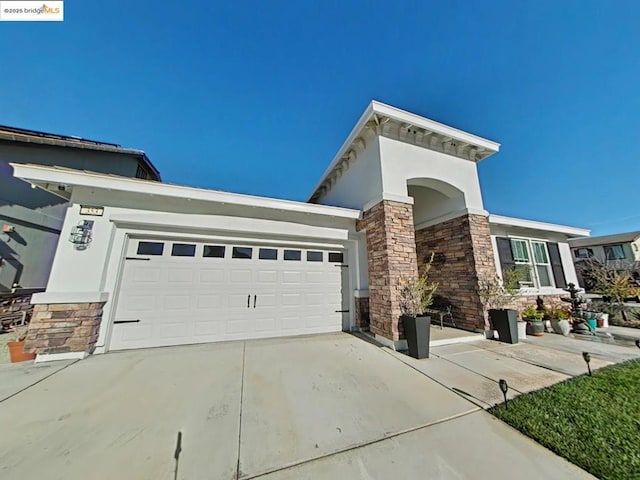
522 305 545 336
398 255 438 359
7 326 36 363
479 269 522 344
546 304 571 336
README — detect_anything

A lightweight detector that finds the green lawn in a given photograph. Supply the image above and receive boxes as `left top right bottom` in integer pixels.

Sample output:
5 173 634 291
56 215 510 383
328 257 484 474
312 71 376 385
490 359 640 480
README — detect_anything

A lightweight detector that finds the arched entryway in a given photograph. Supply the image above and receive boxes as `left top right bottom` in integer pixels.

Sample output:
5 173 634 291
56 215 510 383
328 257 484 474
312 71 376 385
408 178 495 332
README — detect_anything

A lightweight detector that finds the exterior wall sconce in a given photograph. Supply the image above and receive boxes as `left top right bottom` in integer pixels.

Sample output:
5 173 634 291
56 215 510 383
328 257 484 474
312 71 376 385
69 220 94 251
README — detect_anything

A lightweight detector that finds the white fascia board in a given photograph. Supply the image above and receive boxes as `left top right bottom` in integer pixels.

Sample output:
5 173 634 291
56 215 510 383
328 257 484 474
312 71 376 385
307 102 377 202
306 101 501 202
31 291 110 305
370 101 501 153
109 213 350 241
10 163 361 220
489 214 590 237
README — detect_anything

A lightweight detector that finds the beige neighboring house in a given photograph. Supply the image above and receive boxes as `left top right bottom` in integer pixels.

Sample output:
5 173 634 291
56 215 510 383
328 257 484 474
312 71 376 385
569 231 640 290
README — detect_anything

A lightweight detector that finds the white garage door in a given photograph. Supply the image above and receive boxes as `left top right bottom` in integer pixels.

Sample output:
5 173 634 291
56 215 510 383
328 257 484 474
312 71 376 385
109 237 347 350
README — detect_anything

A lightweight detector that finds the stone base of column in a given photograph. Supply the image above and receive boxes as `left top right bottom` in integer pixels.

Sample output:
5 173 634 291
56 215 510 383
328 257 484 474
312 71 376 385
24 302 106 356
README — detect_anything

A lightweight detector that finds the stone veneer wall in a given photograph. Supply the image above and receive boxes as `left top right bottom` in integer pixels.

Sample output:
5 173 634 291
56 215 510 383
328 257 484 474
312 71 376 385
24 302 105 355
356 200 418 342
504 294 567 316
415 214 497 331
354 297 370 329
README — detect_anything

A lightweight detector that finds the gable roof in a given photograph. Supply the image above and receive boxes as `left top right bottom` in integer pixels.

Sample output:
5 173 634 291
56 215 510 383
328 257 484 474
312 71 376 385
569 231 640 248
0 124 161 180
308 101 501 202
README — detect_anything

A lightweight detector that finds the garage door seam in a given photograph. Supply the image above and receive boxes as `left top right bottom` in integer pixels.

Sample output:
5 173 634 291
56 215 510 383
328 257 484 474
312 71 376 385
0 359 79 404
236 341 247 480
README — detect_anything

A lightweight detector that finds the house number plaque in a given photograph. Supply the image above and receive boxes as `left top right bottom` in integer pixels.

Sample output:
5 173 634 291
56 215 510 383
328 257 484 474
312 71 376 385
80 205 104 216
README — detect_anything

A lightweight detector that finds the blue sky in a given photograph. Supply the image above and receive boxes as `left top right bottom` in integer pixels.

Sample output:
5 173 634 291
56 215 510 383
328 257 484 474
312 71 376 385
1 1 638 236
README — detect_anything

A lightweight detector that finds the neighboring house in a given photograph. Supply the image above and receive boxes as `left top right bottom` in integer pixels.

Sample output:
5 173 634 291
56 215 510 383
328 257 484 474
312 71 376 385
11 101 589 362
568 231 640 289
0 125 161 293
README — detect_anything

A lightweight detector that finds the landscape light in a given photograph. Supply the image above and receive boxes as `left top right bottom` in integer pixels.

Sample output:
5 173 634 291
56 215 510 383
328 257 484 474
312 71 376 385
582 352 592 377
499 379 509 410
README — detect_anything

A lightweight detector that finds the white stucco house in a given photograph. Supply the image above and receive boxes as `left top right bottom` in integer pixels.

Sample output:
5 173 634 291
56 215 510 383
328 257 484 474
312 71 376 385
11 101 589 362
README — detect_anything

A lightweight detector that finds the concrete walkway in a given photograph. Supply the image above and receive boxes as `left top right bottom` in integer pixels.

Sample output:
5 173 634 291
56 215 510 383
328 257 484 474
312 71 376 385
0 333 595 479
386 332 640 409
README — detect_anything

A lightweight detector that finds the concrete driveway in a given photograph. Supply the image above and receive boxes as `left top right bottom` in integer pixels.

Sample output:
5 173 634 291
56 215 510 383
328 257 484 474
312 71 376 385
0 333 593 479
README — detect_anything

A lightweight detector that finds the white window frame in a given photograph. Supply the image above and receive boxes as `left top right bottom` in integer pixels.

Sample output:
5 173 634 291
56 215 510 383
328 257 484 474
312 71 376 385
509 237 555 289
604 244 625 260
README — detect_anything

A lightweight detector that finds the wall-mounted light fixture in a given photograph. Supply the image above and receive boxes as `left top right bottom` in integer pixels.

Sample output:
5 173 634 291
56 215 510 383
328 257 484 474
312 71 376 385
69 220 94 251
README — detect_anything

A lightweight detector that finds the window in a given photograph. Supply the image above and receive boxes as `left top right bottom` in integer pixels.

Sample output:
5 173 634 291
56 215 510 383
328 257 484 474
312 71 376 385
171 243 196 257
328 252 344 263
307 251 323 262
531 241 552 287
203 245 225 258
259 248 278 260
604 244 625 260
232 247 253 259
283 249 301 261
509 239 554 288
137 241 164 256
574 248 593 259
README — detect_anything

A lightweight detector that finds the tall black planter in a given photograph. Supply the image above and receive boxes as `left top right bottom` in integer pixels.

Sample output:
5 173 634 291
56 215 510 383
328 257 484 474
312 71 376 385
489 309 519 344
402 314 431 359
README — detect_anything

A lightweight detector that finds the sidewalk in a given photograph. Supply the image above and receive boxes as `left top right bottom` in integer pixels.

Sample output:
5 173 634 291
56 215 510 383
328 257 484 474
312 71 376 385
386 333 640 409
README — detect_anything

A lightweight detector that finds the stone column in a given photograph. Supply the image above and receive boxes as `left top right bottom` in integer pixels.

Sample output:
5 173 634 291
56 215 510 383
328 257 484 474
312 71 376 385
356 200 418 346
415 213 496 331
24 302 105 355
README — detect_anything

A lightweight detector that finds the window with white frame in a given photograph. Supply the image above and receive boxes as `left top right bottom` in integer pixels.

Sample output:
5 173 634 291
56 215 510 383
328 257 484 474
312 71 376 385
509 238 554 288
574 247 593 259
604 244 625 260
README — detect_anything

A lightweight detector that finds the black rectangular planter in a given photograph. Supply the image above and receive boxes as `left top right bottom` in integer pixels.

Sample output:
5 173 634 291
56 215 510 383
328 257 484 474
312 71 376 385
489 309 519 344
402 314 431 359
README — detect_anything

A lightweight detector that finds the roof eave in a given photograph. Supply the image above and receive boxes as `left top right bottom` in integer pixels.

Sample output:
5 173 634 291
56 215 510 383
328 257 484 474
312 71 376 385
10 163 361 220
489 214 590 237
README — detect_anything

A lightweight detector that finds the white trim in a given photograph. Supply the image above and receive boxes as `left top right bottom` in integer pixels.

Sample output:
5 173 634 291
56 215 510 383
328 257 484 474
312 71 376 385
35 352 87 363
10 163 361 220
374 334 408 351
414 208 489 231
31 291 109 305
430 332 484 347
308 101 500 202
362 193 414 212
489 214 590 237
109 213 350 242
354 289 369 298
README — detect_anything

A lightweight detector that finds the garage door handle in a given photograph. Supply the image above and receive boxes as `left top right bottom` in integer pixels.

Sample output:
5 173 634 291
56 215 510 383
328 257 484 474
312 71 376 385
247 294 251 308
253 295 257 308
114 319 141 324
125 257 150 261
335 310 349 313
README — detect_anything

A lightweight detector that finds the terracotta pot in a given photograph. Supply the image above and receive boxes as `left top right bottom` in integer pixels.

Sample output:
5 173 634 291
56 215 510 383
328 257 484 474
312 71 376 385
7 341 36 363
597 317 604 328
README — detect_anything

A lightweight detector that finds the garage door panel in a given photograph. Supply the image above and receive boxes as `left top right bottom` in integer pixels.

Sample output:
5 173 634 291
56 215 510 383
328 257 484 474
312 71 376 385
168 268 194 284
196 294 223 309
131 266 162 283
231 270 253 284
110 239 347 351
164 294 191 310
199 268 226 283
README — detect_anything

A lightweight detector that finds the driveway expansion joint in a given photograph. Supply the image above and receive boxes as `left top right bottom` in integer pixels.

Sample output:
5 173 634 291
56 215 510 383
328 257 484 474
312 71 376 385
240 408 480 480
